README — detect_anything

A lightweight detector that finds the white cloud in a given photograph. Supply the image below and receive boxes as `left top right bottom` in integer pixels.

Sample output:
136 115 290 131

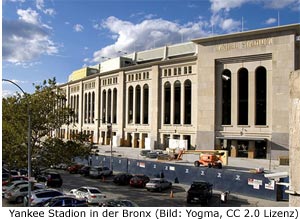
210 0 249 13
265 17 277 24
88 16 209 63
3 8 59 64
17 8 40 24
263 0 298 9
36 0 56 16
220 18 241 32
73 24 84 32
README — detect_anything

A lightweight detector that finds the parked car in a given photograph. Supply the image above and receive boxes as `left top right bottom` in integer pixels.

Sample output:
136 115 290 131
186 181 213 205
146 150 164 159
67 164 84 174
2 180 28 197
113 173 133 185
89 166 112 178
36 171 63 187
140 149 151 157
24 189 64 206
99 199 139 207
34 196 88 207
129 174 150 188
4 183 45 203
2 175 28 186
145 178 172 192
51 163 68 170
69 186 106 205
78 166 91 177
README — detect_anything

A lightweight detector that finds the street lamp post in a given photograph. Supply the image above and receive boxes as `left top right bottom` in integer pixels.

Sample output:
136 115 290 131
2 79 32 207
107 123 113 170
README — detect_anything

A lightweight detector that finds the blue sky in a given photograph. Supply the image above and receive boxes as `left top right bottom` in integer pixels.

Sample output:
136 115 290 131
2 0 300 96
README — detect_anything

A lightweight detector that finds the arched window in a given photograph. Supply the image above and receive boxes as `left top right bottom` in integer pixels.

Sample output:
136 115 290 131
76 94 79 123
88 92 91 123
255 66 267 125
107 89 112 123
143 84 149 124
238 68 248 125
128 86 134 123
84 93 88 123
184 80 192 124
102 90 106 122
92 92 95 123
164 82 171 124
222 69 231 125
135 85 141 124
174 80 181 124
113 88 117 124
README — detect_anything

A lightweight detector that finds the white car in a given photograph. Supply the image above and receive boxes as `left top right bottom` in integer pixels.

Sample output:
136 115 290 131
69 186 106 204
2 180 28 197
145 178 172 192
24 189 64 206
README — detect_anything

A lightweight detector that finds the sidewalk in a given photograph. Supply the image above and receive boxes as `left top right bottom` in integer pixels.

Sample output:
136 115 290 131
94 145 289 173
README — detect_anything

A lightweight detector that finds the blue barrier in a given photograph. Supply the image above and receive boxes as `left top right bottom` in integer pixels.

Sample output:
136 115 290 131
76 155 280 201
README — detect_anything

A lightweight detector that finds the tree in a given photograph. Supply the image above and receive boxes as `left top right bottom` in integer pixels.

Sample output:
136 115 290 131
2 78 75 170
2 96 28 170
37 138 90 168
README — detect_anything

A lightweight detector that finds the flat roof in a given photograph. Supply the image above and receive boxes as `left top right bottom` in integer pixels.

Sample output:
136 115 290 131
192 23 300 44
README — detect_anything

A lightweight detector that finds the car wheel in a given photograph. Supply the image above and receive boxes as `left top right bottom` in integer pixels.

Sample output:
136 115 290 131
218 163 222 169
194 161 200 167
16 196 24 204
187 199 191 204
158 187 162 192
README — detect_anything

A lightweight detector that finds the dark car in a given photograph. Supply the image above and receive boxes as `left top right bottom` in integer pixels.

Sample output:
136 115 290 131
113 173 133 185
186 181 213 205
129 174 150 188
78 166 91 177
140 149 151 157
99 199 139 207
146 150 164 159
2 175 28 186
67 164 84 174
36 171 63 187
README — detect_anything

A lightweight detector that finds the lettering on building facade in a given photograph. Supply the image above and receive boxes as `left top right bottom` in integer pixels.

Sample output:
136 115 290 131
216 38 273 52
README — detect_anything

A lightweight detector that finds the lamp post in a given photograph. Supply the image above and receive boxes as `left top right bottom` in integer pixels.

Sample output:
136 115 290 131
2 79 32 207
107 123 113 170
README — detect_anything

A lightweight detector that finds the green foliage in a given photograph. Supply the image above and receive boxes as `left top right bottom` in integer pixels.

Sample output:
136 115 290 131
2 77 76 169
38 138 90 167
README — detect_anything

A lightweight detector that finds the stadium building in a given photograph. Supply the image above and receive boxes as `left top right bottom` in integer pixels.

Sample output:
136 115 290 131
58 24 300 159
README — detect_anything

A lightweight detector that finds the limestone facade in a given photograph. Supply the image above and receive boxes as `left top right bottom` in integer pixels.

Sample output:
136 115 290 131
58 24 300 159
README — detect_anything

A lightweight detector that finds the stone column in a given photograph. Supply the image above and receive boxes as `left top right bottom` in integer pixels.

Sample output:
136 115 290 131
231 72 238 126
289 70 300 207
230 140 238 157
133 86 136 124
141 85 144 125
170 83 174 124
249 70 255 126
248 141 255 159
181 82 185 125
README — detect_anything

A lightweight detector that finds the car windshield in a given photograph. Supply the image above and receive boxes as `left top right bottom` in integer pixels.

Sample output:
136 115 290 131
89 189 101 194
149 180 160 183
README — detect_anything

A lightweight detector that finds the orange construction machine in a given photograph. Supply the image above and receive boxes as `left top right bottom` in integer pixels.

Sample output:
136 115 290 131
176 150 228 169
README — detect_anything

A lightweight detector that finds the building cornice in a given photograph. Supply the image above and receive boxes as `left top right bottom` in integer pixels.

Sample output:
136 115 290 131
192 23 300 44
